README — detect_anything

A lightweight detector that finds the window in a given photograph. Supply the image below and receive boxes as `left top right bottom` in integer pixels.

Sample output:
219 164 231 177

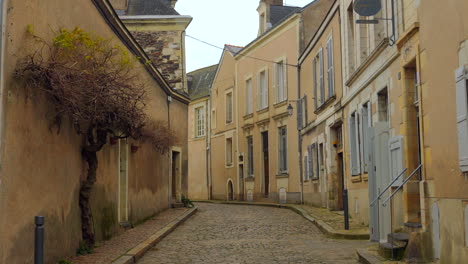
247 136 254 176
455 66 468 172
361 102 372 172
312 143 319 179
195 106 205 137
212 109 217 129
226 138 233 166
349 111 361 176
378 88 389 122
226 92 233 123
307 144 314 179
260 13 265 34
258 70 268 110
245 78 253 114
313 50 324 108
304 155 309 180
319 143 325 177
278 126 287 173
275 61 287 103
298 96 307 129
326 36 335 98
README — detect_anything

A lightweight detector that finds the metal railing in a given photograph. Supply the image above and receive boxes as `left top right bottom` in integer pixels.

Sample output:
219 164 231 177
382 164 422 207
370 168 407 207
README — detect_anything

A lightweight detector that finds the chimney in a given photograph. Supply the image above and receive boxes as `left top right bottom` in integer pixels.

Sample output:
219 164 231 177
263 0 283 6
170 0 177 8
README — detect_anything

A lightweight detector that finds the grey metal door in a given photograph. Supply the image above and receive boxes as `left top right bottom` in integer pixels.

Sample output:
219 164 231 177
368 126 379 241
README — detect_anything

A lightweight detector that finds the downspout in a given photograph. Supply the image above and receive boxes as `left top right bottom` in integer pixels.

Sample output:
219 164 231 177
207 93 212 200
297 64 304 204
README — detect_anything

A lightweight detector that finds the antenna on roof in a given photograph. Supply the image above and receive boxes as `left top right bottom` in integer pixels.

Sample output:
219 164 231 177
353 0 381 16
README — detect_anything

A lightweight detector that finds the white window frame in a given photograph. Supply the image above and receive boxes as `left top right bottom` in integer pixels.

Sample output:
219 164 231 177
226 137 233 167
257 68 269 110
274 58 287 103
278 126 288 173
226 91 233 124
313 49 324 108
326 34 335 99
455 66 468 172
245 78 253 115
194 106 205 138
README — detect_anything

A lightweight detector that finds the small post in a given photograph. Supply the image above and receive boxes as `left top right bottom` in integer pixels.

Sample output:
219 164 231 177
343 189 350 230
35 216 45 264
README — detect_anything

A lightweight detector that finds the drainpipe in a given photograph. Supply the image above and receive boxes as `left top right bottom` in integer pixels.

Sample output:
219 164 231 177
206 93 212 200
297 64 304 204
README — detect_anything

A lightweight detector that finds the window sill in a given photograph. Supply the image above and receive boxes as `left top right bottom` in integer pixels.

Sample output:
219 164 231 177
311 178 319 182
363 172 369 182
225 164 234 168
273 100 288 108
257 107 269 114
245 176 255 182
276 173 289 178
314 95 336 114
351 175 362 183
243 113 253 120
225 120 233 125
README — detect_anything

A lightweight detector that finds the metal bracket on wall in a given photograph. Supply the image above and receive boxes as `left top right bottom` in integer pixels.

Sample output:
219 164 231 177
355 0 397 46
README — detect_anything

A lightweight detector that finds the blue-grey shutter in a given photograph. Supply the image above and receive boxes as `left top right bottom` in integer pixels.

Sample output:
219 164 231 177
455 66 468 172
308 145 313 179
361 106 370 172
302 96 308 126
304 155 308 180
313 58 318 110
314 143 320 178
327 37 334 98
297 97 303 130
349 116 357 175
319 49 324 104
389 136 404 186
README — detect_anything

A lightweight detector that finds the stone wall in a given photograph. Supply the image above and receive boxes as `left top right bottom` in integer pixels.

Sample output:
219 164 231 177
131 30 186 93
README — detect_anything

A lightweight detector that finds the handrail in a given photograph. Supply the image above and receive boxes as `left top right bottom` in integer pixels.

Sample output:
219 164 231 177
382 164 422 207
370 168 408 207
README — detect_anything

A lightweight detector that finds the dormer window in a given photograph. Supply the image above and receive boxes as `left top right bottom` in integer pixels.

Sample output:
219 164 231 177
260 13 266 34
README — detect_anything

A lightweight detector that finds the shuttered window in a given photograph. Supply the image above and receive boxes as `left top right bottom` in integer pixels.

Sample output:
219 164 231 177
226 92 233 123
349 112 361 175
308 144 314 179
226 138 233 166
278 126 288 173
245 79 253 114
313 143 319 179
361 102 372 173
247 136 254 176
275 61 287 103
304 155 309 180
313 57 318 110
326 36 334 98
455 66 468 172
319 49 325 105
258 70 268 110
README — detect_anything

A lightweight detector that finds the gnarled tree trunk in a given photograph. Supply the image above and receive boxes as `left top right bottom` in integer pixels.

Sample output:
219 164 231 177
79 128 107 248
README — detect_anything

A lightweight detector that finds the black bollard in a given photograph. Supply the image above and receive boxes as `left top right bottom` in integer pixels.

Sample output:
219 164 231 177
343 189 349 230
35 216 45 264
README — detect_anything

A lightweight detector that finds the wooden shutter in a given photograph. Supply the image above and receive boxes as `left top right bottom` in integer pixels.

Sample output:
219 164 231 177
257 73 262 110
327 37 334 98
297 97 303 130
313 58 318 110
455 66 468 172
314 143 320 178
264 69 269 108
308 145 313 179
283 60 288 101
389 136 404 185
302 96 308 126
304 155 309 180
319 49 324 104
349 114 360 176
361 103 371 172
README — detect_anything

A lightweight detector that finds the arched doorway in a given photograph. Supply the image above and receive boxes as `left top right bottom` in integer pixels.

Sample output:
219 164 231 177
227 180 234 201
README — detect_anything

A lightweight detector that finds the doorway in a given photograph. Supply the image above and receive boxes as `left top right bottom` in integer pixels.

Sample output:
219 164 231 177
171 151 181 201
228 180 234 201
262 131 269 196
239 164 244 200
337 152 344 210
118 139 129 223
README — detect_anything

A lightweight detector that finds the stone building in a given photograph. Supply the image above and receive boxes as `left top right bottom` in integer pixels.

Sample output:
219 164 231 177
0 0 189 263
111 0 192 93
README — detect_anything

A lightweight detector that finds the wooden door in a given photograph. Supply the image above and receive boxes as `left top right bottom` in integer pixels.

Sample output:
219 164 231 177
262 132 269 196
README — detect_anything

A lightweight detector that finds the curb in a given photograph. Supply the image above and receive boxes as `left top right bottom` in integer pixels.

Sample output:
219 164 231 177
356 248 386 264
195 200 369 240
111 206 198 264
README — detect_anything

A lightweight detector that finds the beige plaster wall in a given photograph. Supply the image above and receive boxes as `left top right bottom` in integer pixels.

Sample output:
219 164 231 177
237 18 301 203
0 0 187 263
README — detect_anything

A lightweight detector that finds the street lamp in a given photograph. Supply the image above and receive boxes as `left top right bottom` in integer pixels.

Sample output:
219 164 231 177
287 103 294 116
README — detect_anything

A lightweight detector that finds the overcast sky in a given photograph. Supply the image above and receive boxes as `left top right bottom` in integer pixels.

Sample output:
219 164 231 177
175 0 317 73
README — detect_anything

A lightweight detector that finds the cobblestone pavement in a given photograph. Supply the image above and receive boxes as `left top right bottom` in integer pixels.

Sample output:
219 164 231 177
138 203 371 264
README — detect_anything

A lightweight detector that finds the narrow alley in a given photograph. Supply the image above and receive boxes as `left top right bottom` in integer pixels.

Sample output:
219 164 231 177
137 203 370 264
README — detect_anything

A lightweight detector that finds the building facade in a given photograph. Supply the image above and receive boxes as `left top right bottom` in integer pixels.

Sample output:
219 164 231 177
0 0 189 263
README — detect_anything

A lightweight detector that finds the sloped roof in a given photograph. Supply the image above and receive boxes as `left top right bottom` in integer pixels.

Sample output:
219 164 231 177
188 64 218 100
120 0 179 16
225 44 243 55
270 5 301 26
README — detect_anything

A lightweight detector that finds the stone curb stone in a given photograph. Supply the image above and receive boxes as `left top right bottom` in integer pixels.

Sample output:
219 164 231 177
111 206 198 264
356 248 386 264
194 200 369 240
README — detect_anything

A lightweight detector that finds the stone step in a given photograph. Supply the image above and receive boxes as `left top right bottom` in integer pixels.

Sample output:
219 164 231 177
378 242 406 260
387 232 410 247
171 202 185 208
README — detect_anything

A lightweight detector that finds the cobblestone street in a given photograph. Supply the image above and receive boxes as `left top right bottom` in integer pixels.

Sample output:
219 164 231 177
137 203 370 264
